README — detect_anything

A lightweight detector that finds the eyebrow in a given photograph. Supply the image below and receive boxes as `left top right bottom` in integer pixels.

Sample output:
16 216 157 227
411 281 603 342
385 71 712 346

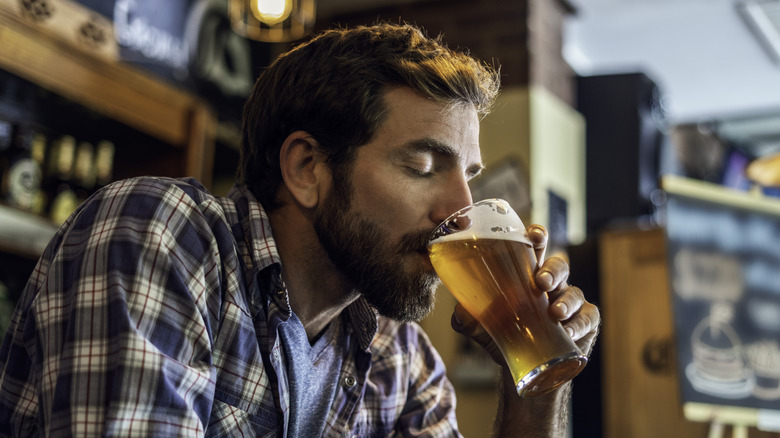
406 138 485 178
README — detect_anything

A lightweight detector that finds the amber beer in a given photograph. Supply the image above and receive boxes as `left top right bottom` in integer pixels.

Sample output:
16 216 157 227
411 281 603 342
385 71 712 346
428 200 586 397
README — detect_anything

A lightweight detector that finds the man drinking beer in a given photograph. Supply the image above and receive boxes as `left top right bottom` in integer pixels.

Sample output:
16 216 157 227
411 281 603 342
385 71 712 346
0 22 600 436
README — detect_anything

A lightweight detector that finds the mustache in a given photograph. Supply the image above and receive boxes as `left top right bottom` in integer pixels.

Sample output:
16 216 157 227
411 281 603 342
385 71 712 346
398 228 436 254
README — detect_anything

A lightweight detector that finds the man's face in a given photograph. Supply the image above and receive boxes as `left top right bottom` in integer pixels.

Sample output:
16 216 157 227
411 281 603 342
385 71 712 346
314 87 483 322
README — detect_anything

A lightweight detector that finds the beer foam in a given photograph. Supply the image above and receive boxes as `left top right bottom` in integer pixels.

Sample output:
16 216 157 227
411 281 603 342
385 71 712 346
430 199 533 245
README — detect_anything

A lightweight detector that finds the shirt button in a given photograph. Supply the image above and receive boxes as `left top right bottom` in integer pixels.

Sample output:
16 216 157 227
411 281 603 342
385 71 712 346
342 375 357 388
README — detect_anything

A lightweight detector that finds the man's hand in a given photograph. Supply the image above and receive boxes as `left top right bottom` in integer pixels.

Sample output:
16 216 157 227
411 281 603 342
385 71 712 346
450 224 601 435
450 224 600 366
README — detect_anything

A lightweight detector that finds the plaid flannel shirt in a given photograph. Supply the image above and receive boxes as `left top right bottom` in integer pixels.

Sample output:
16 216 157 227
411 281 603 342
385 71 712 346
0 176 460 437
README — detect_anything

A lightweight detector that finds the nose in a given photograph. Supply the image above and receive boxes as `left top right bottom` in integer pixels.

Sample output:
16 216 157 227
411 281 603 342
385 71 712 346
430 172 474 225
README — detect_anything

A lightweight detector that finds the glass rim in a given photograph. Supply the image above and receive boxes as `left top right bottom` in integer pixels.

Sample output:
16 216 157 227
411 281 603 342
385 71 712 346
427 198 514 245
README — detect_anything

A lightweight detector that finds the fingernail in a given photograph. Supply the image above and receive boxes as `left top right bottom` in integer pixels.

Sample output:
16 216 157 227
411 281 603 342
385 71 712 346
556 302 568 316
538 271 553 288
565 327 575 338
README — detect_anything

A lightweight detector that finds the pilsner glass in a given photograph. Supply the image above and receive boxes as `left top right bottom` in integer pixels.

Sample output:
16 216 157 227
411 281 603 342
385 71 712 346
427 199 587 398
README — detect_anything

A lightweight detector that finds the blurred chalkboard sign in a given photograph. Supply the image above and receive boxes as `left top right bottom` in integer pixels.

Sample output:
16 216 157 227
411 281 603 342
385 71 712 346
663 176 780 430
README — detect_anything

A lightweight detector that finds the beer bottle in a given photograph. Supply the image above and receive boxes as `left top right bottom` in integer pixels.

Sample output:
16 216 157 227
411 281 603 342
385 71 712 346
3 125 46 213
73 140 96 203
48 135 79 224
95 140 115 188
28 132 47 214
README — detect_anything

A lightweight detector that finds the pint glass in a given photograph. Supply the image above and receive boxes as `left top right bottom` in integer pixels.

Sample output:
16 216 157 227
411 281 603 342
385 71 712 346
427 199 587 398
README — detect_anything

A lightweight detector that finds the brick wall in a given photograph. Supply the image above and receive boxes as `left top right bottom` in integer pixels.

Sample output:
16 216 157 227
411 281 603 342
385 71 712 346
528 0 577 105
317 0 576 105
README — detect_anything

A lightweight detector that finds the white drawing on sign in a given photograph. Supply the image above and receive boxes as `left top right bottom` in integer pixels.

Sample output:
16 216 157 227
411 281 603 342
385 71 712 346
745 340 780 400
686 302 755 399
673 248 743 302
747 296 780 332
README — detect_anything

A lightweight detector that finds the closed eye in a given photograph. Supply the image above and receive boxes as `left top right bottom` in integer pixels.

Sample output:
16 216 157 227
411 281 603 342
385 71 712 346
406 166 435 178
404 157 435 177
396 138 483 180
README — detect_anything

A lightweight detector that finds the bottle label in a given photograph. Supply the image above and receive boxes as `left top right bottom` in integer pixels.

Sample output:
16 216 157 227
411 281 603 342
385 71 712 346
6 158 42 210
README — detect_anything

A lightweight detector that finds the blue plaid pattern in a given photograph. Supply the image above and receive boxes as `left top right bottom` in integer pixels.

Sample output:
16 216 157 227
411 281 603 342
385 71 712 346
0 177 459 437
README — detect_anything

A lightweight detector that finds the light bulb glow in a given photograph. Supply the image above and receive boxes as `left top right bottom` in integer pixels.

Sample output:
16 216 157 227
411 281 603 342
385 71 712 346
250 0 292 25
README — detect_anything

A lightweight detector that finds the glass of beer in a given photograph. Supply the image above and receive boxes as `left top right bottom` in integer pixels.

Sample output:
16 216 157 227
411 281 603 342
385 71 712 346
427 199 587 398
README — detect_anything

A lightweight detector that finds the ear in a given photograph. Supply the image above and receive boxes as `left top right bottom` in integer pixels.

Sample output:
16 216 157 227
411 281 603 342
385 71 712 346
278 131 330 209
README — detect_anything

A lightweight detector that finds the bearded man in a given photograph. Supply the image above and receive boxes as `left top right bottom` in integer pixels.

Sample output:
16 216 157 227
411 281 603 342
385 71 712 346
0 23 599 437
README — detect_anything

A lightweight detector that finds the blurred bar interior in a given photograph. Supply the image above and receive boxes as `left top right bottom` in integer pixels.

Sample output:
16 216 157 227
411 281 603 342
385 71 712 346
1 0 780 437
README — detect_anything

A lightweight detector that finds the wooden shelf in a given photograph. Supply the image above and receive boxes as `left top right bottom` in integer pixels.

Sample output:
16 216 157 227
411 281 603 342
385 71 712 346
0 204 57 259
0 8 217 259
0 7 216 186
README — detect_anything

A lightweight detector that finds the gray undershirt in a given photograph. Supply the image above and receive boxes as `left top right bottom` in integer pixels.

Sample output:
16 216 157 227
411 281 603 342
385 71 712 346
279 312 346 437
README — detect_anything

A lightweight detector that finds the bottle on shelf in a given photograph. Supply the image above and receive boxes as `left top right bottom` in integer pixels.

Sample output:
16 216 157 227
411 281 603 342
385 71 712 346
47 134 78 225
2 125 47 214
73 140 96 203
95 139 115 189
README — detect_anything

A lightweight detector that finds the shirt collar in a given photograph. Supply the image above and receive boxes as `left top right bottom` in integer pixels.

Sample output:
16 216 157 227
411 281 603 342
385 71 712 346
227 183 281 272
227 183 378 351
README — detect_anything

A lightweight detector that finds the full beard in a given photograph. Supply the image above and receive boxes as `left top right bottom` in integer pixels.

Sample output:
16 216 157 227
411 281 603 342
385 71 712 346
314 183 440 323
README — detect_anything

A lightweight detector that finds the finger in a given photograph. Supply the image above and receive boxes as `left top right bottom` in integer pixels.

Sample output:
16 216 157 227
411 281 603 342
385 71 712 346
451 304 492 348
527 225 547 268
451 303 477 333
549 284 585 321
535 256 570 292
562 302 601 355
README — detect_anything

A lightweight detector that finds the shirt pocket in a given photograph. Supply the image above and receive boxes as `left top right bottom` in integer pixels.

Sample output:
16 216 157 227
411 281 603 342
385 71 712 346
206 387 282 438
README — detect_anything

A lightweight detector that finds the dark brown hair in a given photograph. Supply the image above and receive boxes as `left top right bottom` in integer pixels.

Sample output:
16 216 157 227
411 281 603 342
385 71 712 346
238 22 500 209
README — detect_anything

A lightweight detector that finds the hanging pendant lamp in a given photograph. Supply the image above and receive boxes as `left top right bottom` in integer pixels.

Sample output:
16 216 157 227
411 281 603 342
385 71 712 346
229 0 315 42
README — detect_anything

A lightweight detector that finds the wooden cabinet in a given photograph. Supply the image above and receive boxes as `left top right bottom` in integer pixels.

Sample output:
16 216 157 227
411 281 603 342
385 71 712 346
0 7 216 259
600 227 777 438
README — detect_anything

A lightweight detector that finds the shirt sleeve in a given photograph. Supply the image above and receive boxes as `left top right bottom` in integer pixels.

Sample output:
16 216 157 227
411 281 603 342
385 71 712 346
0 178 223 437
396 322 462 438
365 318 462 438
